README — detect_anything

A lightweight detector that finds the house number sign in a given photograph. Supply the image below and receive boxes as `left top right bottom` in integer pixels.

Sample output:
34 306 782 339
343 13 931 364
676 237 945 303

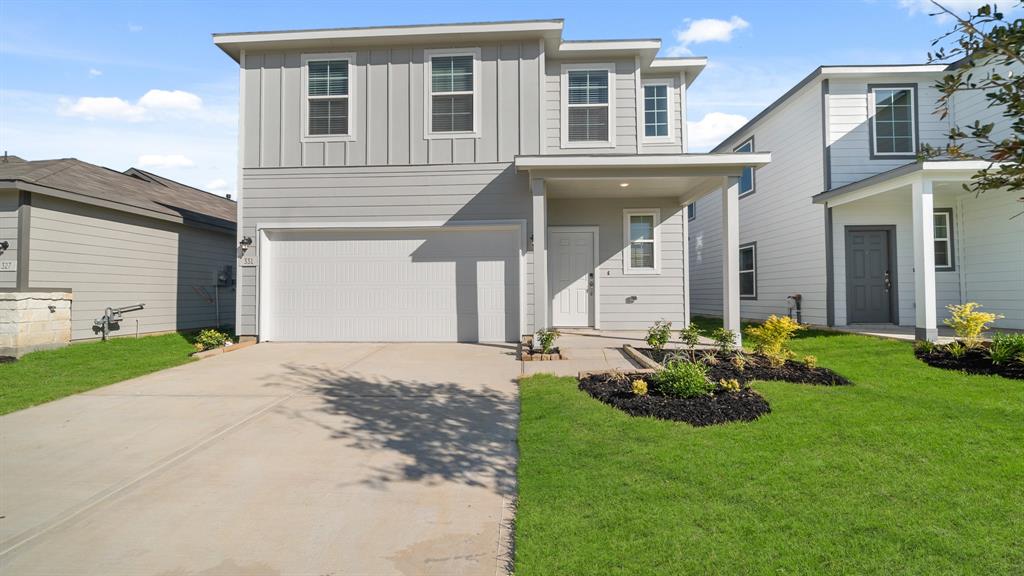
0 259 16 272
239 254 258 267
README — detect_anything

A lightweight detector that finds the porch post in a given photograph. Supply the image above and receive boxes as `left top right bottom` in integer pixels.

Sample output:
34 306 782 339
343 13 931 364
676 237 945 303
681 201 692 328
911 176 938 341
531 178 548 332
721 177 742 347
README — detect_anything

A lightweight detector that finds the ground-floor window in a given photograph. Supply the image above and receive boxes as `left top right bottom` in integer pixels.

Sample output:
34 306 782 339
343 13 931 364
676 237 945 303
934 208 954 270
740 242 757 299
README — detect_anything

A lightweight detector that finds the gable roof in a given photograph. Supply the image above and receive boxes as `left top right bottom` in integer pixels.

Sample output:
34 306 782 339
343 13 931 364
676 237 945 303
0 158 235 232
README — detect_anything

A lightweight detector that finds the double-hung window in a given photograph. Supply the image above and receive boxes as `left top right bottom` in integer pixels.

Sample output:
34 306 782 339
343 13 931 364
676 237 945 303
933 209 955 270
739 243 757 299
303 53 355 140
734 137 755 196
562 64 615 147
623 209 660 274
643 81 673 141
426 49 479 137
870 86 917 157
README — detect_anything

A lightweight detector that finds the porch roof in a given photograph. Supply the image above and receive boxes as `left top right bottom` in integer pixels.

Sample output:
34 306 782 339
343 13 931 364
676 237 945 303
812 159 996 208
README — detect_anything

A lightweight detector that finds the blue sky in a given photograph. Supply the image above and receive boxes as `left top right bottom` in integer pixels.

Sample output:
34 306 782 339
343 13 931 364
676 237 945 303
0 0 981 196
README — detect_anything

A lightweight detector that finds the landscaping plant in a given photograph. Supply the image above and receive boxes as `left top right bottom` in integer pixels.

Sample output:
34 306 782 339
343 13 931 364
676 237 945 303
746 315 804 367
710 327 738 355
631 378 648 396
646 319 673 353
652 359 714 398
946 341 968 360
988 332 1024 365
535 328 561 354
678 323 703 360
718 378 741 392
802 355 818 370
944 302 1003 347
193 329 230 352
730 353 747 373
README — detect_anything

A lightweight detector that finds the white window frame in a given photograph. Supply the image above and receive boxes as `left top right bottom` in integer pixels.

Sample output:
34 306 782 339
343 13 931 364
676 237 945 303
739 242 757 299
561 63 617 149
734 137 755 197
301 52 357 143
641 79 674 143
869 85 917 157
933 209 955 271
424 48 481 140
622 208 660 275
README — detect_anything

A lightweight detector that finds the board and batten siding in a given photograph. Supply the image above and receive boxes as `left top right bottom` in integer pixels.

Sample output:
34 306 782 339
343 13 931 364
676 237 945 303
688 81 828 324
242 42 543 169
238 163 531 335
0 190 18 288
543 58 639 154
548 197 685 330
27 195 236 340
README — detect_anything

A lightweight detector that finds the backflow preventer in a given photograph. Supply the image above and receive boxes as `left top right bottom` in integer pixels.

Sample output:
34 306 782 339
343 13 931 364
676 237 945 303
94 304 145 340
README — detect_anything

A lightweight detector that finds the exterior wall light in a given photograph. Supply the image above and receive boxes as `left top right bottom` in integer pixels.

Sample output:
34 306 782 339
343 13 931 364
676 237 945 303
619 182 630 188
238 236 253 252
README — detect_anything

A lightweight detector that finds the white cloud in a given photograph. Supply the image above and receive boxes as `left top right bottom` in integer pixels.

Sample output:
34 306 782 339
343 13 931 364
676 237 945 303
205 178 228 192
88 68 102 77
667 16 750 56
128 24 143 32
137 89 202 111
687 112 748 151
137 154 194 168
897 1 1002 22
58 96 146 121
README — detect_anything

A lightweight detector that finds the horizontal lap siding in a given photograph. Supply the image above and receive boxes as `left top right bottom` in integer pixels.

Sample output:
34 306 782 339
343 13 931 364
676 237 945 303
548 197 684 330
0 190 17 288
959 190 1024 329
28 196 236 340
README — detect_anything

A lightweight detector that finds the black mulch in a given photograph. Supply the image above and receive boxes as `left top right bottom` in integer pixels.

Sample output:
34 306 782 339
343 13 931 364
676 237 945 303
578 371 771 427
915 345 1024 380
0 356 15 364
636 349 852 386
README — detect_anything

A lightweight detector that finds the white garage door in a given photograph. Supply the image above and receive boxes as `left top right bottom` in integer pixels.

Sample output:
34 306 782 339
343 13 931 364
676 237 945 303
262 227 520 342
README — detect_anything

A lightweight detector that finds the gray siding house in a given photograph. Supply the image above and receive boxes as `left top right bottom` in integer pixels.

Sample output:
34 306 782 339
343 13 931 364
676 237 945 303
0 156 237 352
214 19 769 344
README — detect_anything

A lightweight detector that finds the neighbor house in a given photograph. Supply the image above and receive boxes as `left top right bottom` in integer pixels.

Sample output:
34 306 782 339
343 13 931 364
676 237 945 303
213 19 769 344
0 156 237 356
687 60 1024 339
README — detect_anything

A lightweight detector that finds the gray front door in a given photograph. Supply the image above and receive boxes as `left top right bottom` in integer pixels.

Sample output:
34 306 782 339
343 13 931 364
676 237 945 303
846 227 894 323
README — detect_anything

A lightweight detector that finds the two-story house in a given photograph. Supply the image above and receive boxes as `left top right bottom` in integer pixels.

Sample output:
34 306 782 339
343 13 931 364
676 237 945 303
688 61 1024 339
214 19 769 344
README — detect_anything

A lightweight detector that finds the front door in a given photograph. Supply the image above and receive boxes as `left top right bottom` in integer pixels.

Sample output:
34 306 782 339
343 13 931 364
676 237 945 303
549 229 595 327
845 227 894 323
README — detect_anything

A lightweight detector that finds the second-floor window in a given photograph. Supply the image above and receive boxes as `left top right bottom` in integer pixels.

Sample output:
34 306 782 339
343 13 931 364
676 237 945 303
734 137 755 196
562 64 615 148
427 49 479 137
643 82 672 140
870 86 917 157
303 54 355 140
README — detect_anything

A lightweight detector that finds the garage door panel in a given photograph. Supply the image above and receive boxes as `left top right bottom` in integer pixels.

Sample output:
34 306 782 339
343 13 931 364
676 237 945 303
265 228 519 342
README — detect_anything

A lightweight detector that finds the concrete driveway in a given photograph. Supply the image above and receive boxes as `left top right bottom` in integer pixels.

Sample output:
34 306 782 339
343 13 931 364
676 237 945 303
0 342 520 576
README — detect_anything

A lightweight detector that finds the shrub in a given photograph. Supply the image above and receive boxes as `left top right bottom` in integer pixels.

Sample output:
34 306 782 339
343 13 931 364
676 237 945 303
802 355 818 370
946 341 968 360
700 350 720 366
678 323 702 358
914 340 937 355
944 302 1003 347
535 328 560 353
193 329 230 352
710 328 738 355
718 378 741 392
730 353 746 373
652 360 714 398
746 315 804 366
988 332 1024 365
646 320 673 352
631 379 648 396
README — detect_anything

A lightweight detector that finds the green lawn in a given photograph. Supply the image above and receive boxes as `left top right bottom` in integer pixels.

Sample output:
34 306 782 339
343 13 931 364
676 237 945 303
0 333 196 415
516 325 1024 575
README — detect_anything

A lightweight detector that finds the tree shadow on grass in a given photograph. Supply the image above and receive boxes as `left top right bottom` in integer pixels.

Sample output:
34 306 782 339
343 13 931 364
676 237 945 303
264 362 518 496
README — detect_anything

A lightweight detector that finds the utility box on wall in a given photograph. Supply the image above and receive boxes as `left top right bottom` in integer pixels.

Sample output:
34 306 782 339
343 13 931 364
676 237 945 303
0 291 73 358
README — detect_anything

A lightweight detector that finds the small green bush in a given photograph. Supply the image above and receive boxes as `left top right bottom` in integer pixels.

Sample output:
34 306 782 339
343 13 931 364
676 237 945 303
710 328 738 355
746 315 804 367
193 329 230 352
679 323 702 354
652 360 714 398
646 320 673 352
536 328 561 353
802 355 818 370
988 332 1024 365
946 341 968 359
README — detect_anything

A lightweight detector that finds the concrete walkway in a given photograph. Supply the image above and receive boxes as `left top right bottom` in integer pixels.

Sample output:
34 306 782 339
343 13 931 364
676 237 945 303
0 342 520 576
520 329 644 376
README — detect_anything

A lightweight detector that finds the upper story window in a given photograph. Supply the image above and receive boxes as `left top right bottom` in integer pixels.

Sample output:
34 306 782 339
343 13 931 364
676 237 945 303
302 53 356 141
643 81 673 141
561 64 616 148
623 209 660 274
934 208 955 270
425 49 480 138
687 202 696 221
870 85 917 157
734 137 755 196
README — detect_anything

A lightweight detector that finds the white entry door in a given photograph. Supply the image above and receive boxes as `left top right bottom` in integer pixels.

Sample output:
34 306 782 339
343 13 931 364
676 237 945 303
549 228 596 327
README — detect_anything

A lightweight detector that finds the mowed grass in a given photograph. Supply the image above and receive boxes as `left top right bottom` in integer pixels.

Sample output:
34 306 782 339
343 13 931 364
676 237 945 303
0 333 196 415
515 325 1024 575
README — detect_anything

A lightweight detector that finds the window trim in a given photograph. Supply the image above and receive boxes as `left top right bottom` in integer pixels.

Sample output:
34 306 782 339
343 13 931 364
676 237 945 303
868 83 919 159
641 79 674 143
301 52 357 142
561 62 617 149
739 242 757 300
424 48 482 140
622 208 661 275
933 207 955 271
734 137 756 197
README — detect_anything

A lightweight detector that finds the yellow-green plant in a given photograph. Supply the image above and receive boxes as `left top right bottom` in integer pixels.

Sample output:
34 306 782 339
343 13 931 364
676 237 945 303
730 353 746 373
746 315 804 366
946 341 968 359
535 328 561 353
718 378 741 392
944 302 1003 347
802 355 818 370
631 379 648 396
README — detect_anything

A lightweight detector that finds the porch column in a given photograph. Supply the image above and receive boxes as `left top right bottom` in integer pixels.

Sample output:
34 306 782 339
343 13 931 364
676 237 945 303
721 177 742 347
531 178 548 332
681 201 691 328
911 176 938 341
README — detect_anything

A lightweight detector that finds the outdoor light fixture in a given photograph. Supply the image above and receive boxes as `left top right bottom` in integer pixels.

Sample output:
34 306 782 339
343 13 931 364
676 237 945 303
0 240 8 254
619 182 630 188
238 236 253 251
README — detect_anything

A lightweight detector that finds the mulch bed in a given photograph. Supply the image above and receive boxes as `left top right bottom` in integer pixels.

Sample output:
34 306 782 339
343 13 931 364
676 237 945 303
915 345 1024 380
0 356 15 364
636 349 852 386
578 371 771 427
